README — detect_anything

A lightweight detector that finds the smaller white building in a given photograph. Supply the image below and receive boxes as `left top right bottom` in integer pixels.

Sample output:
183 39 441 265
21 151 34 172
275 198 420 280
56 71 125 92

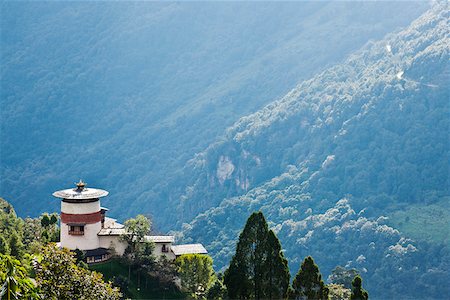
53 181 207 263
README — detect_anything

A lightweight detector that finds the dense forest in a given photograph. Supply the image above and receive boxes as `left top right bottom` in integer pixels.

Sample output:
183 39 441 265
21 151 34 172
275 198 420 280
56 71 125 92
178 5 449 299
1 2 429 220
1 2 448 299
1 198 368 299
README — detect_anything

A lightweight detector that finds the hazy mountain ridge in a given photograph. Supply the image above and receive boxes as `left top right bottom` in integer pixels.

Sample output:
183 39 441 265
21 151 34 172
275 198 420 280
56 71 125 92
0 2 430 221
175 4 448 224
179 5 449 299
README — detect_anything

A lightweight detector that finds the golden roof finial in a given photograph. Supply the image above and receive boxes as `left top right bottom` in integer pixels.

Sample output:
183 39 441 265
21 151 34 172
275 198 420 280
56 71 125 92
75 179 86 191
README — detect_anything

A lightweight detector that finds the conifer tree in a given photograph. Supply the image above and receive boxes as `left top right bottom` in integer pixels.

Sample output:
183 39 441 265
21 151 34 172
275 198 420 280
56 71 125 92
290 256 329 300
224 211 290 299
265 230 290 299
350 275 368 300
40 214 50 228
49 214 58 225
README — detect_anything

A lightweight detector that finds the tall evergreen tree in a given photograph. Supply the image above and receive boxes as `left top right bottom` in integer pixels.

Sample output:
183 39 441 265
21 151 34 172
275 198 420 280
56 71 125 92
265 230 290 299
289 256 329 300
224 211 290 299
40 214 50 228
350 275 368 300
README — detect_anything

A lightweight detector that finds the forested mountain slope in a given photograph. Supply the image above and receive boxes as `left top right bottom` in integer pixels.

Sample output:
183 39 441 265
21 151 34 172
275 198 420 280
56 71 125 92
0 2 429 220
179 5 449 299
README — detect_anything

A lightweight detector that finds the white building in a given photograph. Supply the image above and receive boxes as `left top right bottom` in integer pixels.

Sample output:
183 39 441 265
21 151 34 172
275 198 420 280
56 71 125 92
53 181 207 264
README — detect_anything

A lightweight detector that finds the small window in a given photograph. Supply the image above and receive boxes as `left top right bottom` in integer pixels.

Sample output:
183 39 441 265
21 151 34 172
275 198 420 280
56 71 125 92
69 225 85 235
161 244 169 253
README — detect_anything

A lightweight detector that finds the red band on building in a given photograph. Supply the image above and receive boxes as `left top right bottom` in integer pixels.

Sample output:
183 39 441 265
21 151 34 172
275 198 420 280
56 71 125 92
61 211 101 224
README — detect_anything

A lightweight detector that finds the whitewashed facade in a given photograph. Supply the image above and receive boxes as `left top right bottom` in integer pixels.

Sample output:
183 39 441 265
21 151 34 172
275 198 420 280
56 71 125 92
53 181 207 263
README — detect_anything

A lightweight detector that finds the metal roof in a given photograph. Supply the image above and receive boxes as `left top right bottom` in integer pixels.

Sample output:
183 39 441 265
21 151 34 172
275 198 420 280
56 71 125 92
53 181 108 200
145 235 175 243
98 228 126 236
103 217 124 229
171 244 208 256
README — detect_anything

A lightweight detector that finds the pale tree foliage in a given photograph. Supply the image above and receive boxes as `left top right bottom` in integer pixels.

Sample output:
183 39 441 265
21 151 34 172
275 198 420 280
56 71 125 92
121 215 155 281
35 244 121 300
328 283 351 300
176 254 215 299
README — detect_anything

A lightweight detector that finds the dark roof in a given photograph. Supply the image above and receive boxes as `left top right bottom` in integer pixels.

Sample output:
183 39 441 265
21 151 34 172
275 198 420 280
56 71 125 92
85 247 109 257
67 223 86 226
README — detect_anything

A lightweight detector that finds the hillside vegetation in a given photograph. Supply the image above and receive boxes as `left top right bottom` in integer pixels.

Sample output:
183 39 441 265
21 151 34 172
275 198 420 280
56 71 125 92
1 2 429 221
179 5 449 299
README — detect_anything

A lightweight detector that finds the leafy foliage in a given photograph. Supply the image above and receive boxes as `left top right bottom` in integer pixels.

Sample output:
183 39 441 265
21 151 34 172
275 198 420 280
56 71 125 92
176 254 215 299
0 254 40 300
122 214 155 285
35 245 121 300
328 266 360 289
206 274 227 300
328 284 351 300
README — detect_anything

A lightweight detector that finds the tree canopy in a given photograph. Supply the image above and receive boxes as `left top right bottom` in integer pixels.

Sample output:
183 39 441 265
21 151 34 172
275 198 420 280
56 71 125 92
35 244 121 300
176 254 215 299
224 211 290 299
289 256 329 300
350 275 369 300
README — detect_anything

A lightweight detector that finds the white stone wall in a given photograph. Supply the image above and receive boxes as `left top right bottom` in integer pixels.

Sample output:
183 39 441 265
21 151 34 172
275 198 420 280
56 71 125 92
99 236 127 256
61 201 100 214
60 222 101 250
153 243 176 260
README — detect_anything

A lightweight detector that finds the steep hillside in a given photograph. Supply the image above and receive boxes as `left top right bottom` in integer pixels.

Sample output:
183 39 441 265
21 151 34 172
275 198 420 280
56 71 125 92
0 2 429 220
179 5 449 299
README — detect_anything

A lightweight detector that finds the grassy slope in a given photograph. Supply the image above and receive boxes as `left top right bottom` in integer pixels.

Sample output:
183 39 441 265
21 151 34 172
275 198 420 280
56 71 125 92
90 259 184 299
387 198 450 247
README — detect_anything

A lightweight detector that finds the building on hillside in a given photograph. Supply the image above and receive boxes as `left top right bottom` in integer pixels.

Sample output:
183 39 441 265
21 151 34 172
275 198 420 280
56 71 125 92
53 180 207 264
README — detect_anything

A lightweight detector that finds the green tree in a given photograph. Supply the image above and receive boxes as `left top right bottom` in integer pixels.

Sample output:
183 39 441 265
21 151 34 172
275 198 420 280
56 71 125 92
123 214 151 243
224 211 290 299
350 276 368 300
8 233 23 259
289 256 329 300
265 230 290 298
328 283 351 300
0 199 24 259
0 254 41 300
121 215 154 281
155 255 178 286
206 274 227 300
176 254 215 299
0 236 10 255
40 214 50 228
49 214 58 225
35 244 121 300
328 266 360 289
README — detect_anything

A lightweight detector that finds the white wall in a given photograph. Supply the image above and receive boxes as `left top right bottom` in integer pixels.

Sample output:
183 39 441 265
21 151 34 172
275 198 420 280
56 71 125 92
60 222 101 250
99 236 127 256
61 201 100 214
153 243 176 260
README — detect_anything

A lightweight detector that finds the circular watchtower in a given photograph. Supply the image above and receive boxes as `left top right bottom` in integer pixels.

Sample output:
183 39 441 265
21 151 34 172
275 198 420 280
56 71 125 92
53 180 108 250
